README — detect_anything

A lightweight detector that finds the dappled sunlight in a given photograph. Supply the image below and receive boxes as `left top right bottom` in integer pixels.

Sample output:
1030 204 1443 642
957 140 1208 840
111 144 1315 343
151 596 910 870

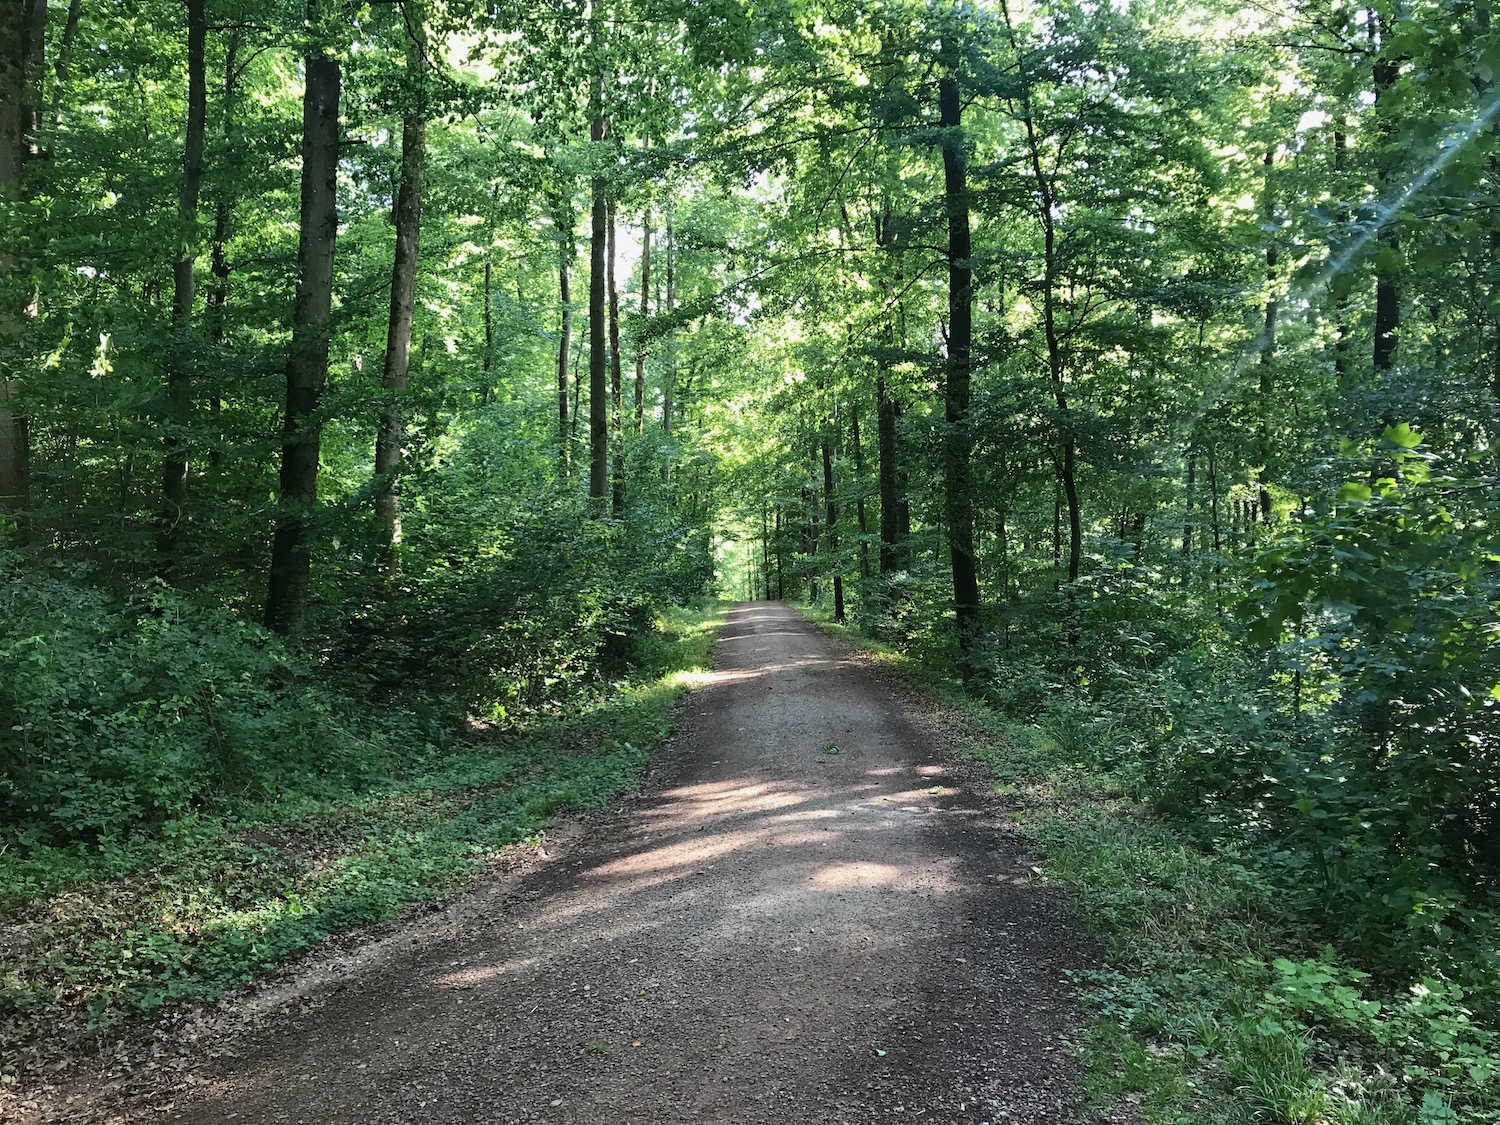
807 861 906 891
434 957 540 989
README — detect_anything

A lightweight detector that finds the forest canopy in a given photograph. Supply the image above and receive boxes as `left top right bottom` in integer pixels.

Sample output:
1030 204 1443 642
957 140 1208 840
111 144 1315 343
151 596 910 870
1 0 1499 1118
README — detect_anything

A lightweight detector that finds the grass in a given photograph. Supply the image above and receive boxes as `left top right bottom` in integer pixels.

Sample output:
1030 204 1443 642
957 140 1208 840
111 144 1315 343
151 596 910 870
790 601 1482 1125
0 600 727 1089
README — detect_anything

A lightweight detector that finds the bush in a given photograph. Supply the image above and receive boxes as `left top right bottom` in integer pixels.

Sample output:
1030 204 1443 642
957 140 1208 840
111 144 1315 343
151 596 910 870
0 555 393 844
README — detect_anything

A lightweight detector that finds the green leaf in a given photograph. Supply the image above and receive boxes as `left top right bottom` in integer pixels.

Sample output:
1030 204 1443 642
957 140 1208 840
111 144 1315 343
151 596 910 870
1382 423 1423 449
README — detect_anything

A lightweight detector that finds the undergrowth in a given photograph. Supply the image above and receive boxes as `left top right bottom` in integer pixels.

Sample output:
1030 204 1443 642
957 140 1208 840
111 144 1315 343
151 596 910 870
0 600 726 1089
796 599 1492 1125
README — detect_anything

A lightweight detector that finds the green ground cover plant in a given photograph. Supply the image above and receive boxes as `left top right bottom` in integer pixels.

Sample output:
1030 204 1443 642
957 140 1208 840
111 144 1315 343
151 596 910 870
0 599 726 1087
798 601 1497 1125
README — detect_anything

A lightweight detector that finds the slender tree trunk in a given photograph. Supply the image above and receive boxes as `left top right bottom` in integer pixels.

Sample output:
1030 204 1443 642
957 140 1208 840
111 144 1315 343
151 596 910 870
373 78 425 549
774 505 783 599
587 74 608 510
939 43 979 663
204 32 239 472
0 0 44 525
1372 26 1400 380
1332 126 1353 393
265 49 340 637
556 204 572 468
607 195 624 514
822 428 845 623
635 203 649 433
850 403 870 579
1006 0 1080 588
158 0 207 569
761 499 771 601
47 0 81 130
1257 148 1276 522
663 211 675 480
995 498 1010 602
1182 450 1195 558
482 259 492 387
875 374 901 574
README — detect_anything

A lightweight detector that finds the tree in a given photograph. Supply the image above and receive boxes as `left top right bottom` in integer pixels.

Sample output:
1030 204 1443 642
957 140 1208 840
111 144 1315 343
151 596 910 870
265 32 341 636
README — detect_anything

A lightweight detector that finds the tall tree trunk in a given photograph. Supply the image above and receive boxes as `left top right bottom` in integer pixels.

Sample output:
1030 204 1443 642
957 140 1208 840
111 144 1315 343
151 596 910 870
822 427 845 623
661 208 676 480
875 373 902 574
556 202 572 468
607 195 624 514
0 0 44 525
204 31 239 472
482 259 492 389
774 505 783 598
1182 450 1195 558
159 0 208 570
1256 147 1277 523
1372 24 1400 380
373 90 424 548
761 499 771 601
587 74 608 511
265 49 340 637
635 203 649 433
850 403 870 579
47 0 81 130
1005 0 1080 587
1332 126 1353 393
939 40 979 663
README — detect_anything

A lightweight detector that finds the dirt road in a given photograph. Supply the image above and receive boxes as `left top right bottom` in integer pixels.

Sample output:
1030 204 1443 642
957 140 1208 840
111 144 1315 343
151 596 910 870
93 602 1097 1123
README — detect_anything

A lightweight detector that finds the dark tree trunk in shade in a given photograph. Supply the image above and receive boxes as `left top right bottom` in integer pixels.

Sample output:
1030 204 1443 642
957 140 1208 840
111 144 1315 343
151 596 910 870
158 0 208 569
373 98 425 548
635 204 649 433
0 0 45 524
822 429 845 623
939 42 979 662
265 52 340 637
1372 34 1400 380
1256 148 1277 523
587 76 608 510
556 225 571 467
607 196 624 515
46 0 80 128
850 404 870 579
876 374 902 574
204 32 240 471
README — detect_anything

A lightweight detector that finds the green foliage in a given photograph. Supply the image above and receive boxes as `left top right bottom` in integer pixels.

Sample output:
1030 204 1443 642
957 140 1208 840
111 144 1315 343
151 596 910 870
0 601 727 1085
0 553 399 843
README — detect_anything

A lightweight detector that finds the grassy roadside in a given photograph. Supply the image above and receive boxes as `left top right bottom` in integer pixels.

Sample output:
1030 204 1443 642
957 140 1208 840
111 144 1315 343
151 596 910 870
795 602 1485 1125
0 600 727 1091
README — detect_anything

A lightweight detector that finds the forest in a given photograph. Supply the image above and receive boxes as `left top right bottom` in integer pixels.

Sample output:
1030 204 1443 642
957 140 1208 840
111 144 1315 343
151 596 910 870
1 0 1498 1120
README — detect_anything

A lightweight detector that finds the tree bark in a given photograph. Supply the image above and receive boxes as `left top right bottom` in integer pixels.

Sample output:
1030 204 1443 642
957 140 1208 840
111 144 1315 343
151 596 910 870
661 208 676 480
47 0 81 131
265 50 340 637
0 0 44 524
555 200 572 468
373 49 426 549
587 74 608 511
822 427 845 623
608 195 625 515
1256 147 1276 523
1372 27 1400 379
635 203 649 433
204 31 240 472
159 0 208 569
850 403 870 579
939 41 980 662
